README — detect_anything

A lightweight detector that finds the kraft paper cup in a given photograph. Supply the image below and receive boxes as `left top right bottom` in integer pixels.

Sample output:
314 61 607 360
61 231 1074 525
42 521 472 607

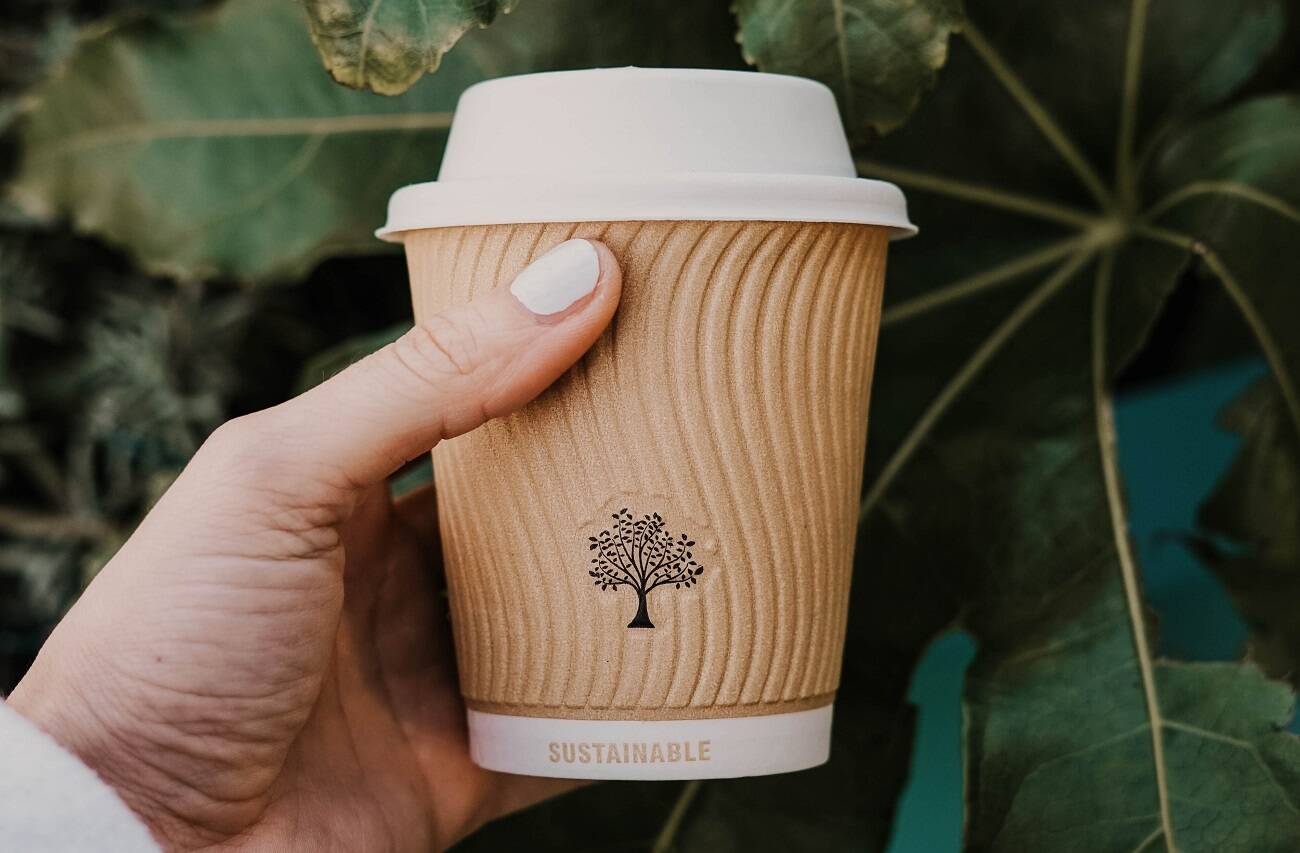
379 68 913 780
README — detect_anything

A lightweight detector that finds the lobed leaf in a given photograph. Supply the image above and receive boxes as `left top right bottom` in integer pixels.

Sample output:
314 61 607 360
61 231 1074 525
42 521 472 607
7 0 746 283
301 0 515 95
1193 380 1300 684
841 0 1300 849
733 0 964 137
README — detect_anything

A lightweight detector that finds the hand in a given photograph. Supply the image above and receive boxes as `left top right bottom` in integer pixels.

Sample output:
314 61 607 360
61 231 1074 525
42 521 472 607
8 239 622 851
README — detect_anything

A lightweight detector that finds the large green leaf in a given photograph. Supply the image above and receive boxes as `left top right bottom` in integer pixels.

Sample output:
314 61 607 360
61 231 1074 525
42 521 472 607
1194 380 1300 683
733 0 1300 850
733 0 964 137
1148 93 1300 686
0 1 213 132
8 0 460 282
1144 94 1300 447
300 0 514 95
6 0 745 282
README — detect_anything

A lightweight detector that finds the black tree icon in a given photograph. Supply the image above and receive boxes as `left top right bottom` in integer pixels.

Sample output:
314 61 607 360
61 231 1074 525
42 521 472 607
587 508 704 629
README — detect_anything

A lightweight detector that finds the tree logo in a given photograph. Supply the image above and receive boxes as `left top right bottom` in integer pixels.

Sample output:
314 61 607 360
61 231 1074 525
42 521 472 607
587 508 704 629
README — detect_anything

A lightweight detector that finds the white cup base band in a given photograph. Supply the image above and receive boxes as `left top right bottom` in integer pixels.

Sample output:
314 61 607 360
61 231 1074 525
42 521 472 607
467 704 832 780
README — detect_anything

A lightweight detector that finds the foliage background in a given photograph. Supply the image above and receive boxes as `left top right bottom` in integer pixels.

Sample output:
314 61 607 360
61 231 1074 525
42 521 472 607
1 0 1298 851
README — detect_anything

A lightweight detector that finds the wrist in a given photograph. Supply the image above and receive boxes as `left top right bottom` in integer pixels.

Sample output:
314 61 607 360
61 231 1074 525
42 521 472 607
8 663 219 852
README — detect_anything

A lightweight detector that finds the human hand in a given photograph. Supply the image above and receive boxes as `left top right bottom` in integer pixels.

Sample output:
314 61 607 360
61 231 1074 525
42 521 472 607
8 239 621 851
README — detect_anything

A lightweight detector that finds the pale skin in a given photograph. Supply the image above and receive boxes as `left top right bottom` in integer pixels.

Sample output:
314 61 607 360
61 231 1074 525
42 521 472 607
7 241 623 851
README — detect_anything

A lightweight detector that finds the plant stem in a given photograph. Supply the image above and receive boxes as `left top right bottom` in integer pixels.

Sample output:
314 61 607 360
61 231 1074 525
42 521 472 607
1144 181 1300 226
1136 224 1300 442
884 234 1094 325
830 0 855 129
34 113 455 162
861 249 1095 521
652 780 703 853
1091 249 1175 852
1116 0 1151 210
855 159 1099 229
961 22 1114 211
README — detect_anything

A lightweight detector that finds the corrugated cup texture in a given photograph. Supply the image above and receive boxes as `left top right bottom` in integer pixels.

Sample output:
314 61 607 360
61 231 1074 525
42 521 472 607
405 220 887 720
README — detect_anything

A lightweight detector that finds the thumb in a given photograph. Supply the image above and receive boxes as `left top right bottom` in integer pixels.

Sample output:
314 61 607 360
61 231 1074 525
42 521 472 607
229 238 621 499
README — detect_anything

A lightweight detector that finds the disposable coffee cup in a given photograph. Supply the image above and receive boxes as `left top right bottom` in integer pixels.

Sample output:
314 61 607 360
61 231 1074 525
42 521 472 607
378 68 914 780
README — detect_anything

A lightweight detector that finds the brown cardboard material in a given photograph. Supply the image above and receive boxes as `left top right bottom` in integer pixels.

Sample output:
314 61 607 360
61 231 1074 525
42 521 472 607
405 220 888 723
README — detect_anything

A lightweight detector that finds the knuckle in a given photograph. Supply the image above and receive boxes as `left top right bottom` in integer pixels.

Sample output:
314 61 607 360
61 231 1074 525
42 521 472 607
398 313 483 382
192 414 352 522
191 413 357 529
200 415 270 466
195 413 289 484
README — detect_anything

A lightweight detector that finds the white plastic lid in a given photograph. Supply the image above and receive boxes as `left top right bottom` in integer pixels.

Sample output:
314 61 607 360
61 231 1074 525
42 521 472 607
377 68 915 241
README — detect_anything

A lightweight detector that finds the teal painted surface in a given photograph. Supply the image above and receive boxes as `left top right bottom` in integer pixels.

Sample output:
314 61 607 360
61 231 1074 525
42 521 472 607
888 631 975 853
1113 361 1264 663
884 360 1263 853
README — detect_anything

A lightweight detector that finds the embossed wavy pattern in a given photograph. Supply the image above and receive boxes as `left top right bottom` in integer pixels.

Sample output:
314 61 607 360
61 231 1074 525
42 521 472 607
406 221 888 720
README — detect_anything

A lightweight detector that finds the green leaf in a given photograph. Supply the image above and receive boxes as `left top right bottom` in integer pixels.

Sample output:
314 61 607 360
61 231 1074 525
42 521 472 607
986 659 1300 850
6 0 746 283
1145 94 1300 444
1194 380 1300 684
1145 94 1300 690
733 0 964 137
300 0 515 95
8 0 460 282
0 2 222 130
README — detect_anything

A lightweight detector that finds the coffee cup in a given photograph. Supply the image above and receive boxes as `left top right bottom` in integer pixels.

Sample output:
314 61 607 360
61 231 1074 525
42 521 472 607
378 67 913 780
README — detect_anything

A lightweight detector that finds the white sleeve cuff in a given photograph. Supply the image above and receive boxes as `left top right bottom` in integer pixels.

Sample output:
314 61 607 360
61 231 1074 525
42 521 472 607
0 700 160 852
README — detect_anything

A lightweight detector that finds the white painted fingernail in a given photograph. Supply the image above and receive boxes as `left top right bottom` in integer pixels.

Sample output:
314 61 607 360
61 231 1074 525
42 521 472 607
510 239 601 316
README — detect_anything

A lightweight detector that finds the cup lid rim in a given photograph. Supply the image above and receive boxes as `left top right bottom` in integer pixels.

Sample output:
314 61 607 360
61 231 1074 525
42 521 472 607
456 66 836 97
376 172 916 242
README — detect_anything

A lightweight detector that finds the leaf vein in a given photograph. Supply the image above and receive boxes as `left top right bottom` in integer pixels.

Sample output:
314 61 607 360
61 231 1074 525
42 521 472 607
1138 225 1300 443
357 0 388 87
883 235 1094 325
29 113 454 161
855 159 1098 228
1115 0 1151 207
1162 720 1300 814
1145 180 1300 227
653 780 703 853
1131 826 1163 853
1091 249 1175 851
171 133 328 254
861 249 1094 520
830 0 854 127
961 21 1113 211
